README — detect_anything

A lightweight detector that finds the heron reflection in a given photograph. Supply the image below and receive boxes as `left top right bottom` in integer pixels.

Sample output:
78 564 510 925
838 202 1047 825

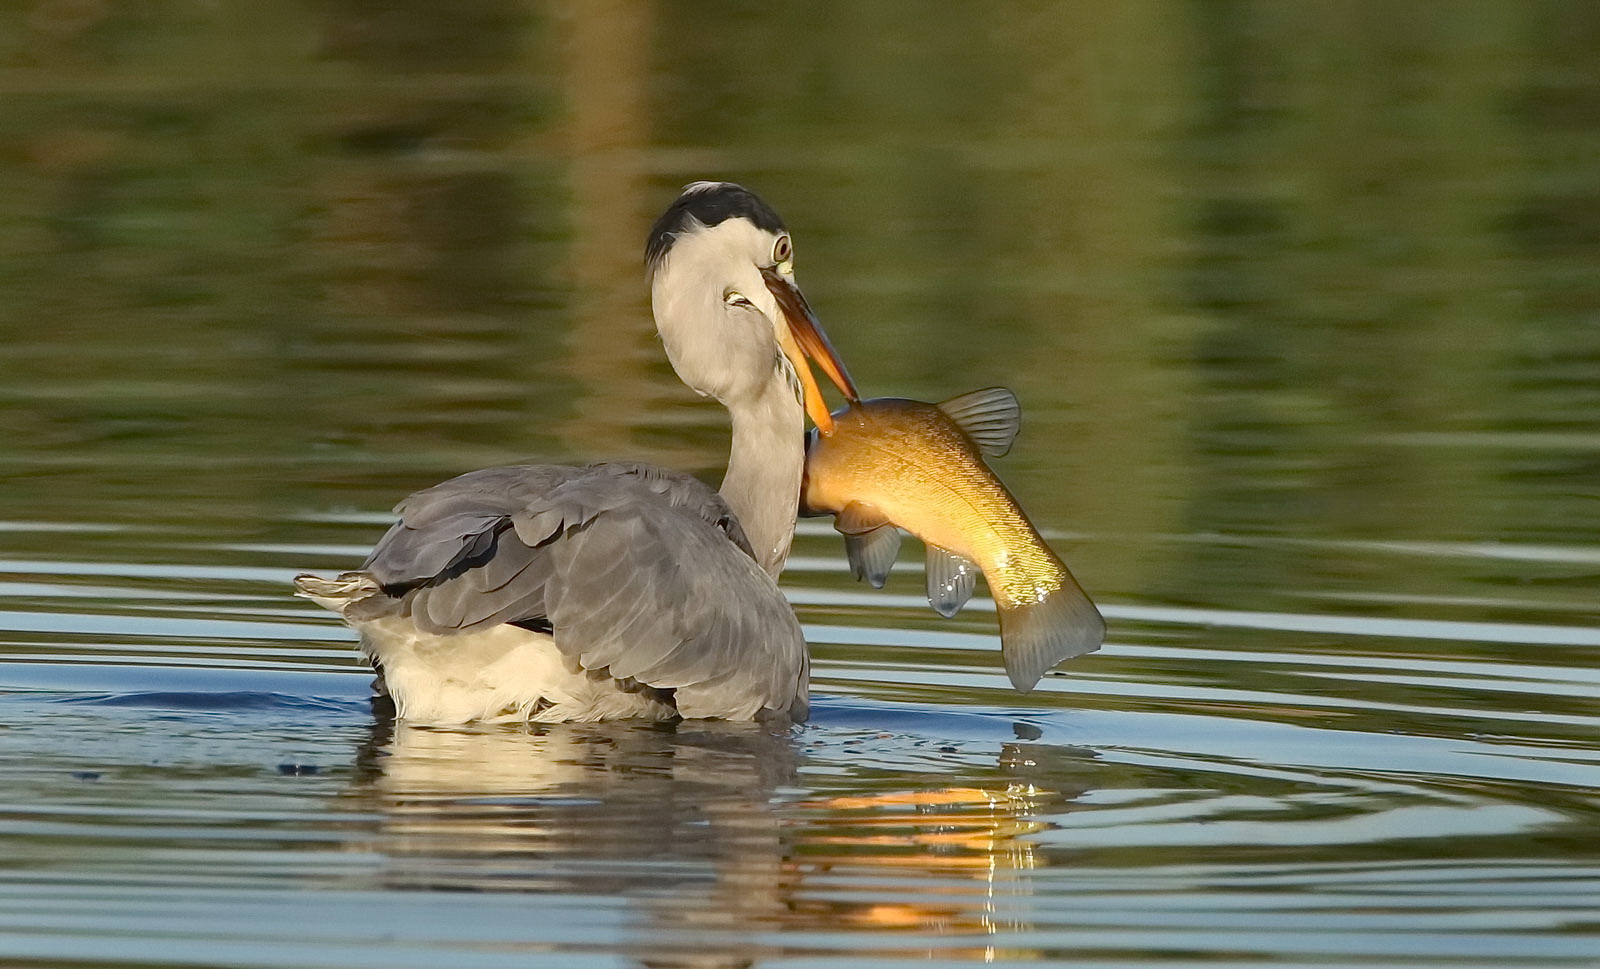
339 716 1097 966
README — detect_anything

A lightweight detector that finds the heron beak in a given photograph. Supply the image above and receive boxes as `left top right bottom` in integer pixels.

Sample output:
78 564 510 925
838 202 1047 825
762 267 859 435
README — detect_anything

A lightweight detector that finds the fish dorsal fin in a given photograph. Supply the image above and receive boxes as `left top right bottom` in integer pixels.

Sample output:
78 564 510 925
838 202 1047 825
925 544 978 618
937 387 1020 457
844 526 901 589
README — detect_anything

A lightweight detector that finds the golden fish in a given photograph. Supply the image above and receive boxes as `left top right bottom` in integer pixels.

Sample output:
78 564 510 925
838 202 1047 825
801 389 1104 690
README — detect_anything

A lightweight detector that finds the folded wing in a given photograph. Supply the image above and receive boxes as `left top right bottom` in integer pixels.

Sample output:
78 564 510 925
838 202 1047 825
359 462 808 720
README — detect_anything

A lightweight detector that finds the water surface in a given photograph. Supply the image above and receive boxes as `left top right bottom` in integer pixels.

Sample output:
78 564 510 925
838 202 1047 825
1 3 1598 967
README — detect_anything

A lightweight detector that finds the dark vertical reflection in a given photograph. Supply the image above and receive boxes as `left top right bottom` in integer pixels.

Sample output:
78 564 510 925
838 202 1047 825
1504 1 1600 536
553 0 685 467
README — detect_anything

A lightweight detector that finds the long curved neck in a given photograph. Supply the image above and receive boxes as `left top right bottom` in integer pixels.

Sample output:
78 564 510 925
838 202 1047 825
719 372 805 578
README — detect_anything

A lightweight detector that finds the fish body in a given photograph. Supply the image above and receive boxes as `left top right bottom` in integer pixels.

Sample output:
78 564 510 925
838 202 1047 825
802 390 1104 690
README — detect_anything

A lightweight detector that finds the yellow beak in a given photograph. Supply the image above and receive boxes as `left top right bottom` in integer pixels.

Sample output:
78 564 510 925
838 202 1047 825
762 267 858 434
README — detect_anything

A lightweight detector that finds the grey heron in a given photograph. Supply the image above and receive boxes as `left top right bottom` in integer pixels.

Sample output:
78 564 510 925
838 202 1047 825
295 181 857 724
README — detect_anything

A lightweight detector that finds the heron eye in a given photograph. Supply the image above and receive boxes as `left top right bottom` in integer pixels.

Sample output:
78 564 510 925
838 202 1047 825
772 234 792 264
723 290 755 308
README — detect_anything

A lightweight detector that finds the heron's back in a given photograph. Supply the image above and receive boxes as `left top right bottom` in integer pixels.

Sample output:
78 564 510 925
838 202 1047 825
296 462 809 723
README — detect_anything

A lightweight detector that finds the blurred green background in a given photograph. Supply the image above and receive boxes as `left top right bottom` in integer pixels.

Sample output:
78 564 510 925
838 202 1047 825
0 0 1596 619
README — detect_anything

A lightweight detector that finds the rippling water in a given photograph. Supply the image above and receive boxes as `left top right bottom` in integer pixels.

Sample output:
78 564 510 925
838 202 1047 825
3 3 1600 967
2 518 1596 967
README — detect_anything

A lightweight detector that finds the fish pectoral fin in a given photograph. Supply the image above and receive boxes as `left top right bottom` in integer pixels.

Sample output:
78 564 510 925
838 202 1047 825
844 526 901 589
936 387 1021 458
835 502 900 588
925 545 978 618
834 501 891 535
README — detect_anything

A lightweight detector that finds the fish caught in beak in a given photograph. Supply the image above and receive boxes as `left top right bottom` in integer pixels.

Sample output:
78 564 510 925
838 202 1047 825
801 390 1105 690
763 267 858 434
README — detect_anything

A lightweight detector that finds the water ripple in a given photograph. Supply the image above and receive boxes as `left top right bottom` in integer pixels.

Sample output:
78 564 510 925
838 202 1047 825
0 532 1595 968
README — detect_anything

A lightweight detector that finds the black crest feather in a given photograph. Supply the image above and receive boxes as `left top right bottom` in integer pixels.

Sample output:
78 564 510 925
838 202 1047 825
645 181 786 268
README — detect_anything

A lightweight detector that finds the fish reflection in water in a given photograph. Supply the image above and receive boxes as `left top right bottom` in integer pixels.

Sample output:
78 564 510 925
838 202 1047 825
340 715 1097 965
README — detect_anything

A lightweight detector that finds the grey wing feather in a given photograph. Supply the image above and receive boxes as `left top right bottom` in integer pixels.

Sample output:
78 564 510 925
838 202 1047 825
359 462 804 719
361 512 503 589
361 464 573 588
413 539 552 632
543 505 804 717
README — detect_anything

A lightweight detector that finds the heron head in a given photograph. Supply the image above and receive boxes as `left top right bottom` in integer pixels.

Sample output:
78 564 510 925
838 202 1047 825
647 181 857 433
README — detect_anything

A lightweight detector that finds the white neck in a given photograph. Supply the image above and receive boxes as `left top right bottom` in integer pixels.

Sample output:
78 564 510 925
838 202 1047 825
719 369 805 578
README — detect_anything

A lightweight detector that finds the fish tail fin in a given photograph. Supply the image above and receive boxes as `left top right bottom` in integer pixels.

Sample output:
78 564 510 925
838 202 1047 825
996 577 1105 692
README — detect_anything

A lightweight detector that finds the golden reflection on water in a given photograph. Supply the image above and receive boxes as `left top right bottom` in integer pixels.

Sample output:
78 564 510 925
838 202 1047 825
345 720 1081 964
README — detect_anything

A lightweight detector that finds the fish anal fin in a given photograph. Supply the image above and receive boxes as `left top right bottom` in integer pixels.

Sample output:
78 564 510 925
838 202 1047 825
835 501 891 535
845 526 901 588
925 545 978 618
937 387 1021 458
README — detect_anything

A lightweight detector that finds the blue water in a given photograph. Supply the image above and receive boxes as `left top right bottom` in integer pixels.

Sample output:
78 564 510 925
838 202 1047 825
1 518 1596 967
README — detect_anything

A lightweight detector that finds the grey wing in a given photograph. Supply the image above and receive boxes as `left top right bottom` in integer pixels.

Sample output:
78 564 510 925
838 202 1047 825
362 463 807 720
540 500 805 720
